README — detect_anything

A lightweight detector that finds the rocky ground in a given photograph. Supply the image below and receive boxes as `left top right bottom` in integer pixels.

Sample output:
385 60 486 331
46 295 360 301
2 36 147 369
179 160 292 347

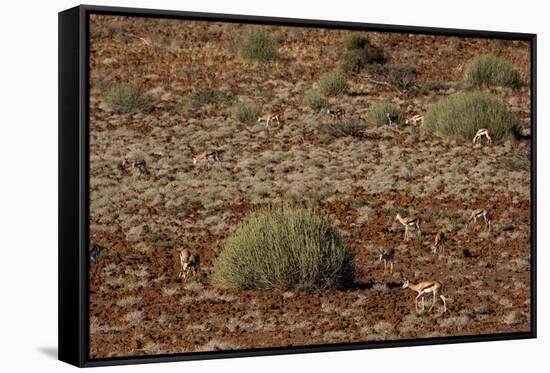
88 15 532 358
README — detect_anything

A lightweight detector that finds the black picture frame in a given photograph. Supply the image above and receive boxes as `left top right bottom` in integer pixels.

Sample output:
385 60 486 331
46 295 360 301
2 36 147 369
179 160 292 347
59 4 537 368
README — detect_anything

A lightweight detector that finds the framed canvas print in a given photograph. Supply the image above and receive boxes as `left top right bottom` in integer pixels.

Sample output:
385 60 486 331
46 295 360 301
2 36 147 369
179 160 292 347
58 4 537 367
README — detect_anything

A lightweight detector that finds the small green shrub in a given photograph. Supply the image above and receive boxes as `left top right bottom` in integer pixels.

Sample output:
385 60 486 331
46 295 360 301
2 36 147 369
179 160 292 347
463 54 522 88
318 70 349 96
341 33 387 72
367 102 403 126
420 80 450 94
238 30 279 61
303 89 326 110
230 101 261 124
343 33 370 50
366 64 417 91
424 92 521 140
185 89 234 109
104 83 151 114
211 205 355 290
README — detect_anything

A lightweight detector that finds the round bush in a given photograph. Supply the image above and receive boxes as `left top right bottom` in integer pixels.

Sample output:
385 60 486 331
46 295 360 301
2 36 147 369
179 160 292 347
344 33 370 50
341 33 387 72
303 88 326 110
464 54 522 88
424 92 520 140
238 30 279 61
367 101 403 126
318 70 349 96
104 83 151 114
211 206 355 290
231 101 261 124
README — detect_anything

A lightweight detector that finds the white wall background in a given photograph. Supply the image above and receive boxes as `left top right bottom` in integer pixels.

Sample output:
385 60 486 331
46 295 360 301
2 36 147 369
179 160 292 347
0 0 546 370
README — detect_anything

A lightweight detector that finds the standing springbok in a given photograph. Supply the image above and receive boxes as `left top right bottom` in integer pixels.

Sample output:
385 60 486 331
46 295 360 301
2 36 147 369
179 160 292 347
326 108 346 121
192 149 223 166
402 280 447 313
431 230 446 254
473 128 492 145
405 114 423 126
467 208 492 231
177 248 201 282
395 213 421 241
257 113 281 128
379 248 396 274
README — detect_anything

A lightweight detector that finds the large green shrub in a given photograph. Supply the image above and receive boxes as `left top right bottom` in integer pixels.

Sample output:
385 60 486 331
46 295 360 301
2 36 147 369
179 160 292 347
463 54 522 88
238 30 279 61
185 89 234 109
318 70 349 96
303 88 326 110
341 33 387 72
211 205 355 290
367 102 403 126
230 101 261 124
104 83 151 114
424 92 521 140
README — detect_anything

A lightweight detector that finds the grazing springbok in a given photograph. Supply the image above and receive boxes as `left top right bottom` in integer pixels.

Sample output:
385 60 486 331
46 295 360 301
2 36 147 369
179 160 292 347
379 248 396 274
402 280 447 313
395 213 421 241
405 114 423 126
431 230 446 254
193 149 223 166
120 158 149 175
386 112 400 126
257 113 281 128
473 128 492 145
134 160 148 175
467 208 492 231
326 108 346 121
177 248 201 282
90 244 101 265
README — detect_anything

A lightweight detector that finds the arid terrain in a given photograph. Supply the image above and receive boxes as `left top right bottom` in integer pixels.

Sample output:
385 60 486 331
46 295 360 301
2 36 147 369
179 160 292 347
88 15 532 358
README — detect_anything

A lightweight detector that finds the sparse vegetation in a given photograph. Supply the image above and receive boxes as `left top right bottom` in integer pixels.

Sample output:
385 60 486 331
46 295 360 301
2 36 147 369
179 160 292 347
303 88 326 110
341 33 387 72
423 92 521 140
238 30 279 61
230 101 262 124
318 70 349 96
319 122 367 138
184 89 234 110
103 83 152 114
212 205 355 290
89 18 532 357
463 54 522 88
366 64 417 92
367 101 404 126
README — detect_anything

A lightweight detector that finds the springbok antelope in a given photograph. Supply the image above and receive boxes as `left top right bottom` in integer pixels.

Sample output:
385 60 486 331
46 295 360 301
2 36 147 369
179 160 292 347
405 114 423 126
177 248 201 282
379 248 396 274
193 149 223 166
473 128 492 145
402 280 447 313
134 160 148 175
90 244 101 265
257 113 281 127
326 108 346 121
120 159 148 175
386 112 400 126
395 213 421 241
431 230 446 254
467 208 491 231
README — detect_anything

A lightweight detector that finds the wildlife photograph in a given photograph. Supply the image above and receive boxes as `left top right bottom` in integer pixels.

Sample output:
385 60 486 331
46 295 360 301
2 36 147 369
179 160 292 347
88 14 532 358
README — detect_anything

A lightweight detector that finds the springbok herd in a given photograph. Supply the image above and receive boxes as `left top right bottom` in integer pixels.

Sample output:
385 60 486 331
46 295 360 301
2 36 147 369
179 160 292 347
94 107 496 315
